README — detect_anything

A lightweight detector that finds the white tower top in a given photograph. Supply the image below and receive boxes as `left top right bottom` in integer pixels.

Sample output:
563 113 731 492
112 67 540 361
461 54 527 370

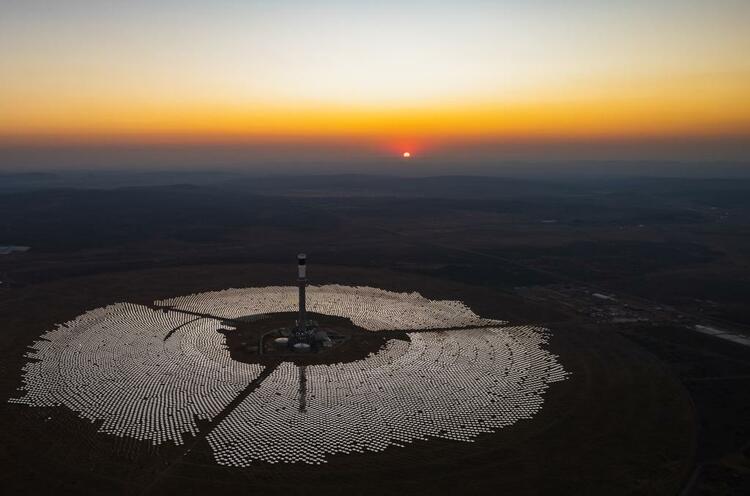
297 253 306 278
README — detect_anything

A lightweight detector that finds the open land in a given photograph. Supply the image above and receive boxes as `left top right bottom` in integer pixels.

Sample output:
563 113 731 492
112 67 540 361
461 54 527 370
1 173 749 494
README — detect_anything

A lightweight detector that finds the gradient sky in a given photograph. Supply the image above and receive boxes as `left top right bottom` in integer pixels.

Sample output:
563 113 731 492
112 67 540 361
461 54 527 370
1 0 749 166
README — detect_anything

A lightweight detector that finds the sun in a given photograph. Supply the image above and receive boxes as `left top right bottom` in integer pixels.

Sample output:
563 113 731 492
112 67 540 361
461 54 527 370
402 151 411 158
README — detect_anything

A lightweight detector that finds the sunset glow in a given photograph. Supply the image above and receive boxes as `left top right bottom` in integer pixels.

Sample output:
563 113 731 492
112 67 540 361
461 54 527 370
1 1 749 163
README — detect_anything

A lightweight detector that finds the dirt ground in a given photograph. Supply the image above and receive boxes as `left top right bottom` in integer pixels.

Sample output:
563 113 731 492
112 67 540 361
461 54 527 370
0 264 694 495
216 312 408 367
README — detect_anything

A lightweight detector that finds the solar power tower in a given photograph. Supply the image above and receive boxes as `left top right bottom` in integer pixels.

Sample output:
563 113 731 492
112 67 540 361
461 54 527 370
297 253 308 336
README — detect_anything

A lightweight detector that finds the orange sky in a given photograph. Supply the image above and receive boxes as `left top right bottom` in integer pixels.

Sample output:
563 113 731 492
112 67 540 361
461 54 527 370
1 1 749 161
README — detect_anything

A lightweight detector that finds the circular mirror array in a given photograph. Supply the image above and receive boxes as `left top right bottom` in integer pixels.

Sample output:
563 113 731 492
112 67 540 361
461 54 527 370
10 286 567 466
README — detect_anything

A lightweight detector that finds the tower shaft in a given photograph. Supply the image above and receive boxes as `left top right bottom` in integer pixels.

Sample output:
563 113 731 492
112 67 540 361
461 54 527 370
297 254 307 333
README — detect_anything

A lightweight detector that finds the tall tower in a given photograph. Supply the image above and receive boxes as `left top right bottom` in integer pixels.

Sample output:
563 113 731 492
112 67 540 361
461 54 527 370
297 253 307 334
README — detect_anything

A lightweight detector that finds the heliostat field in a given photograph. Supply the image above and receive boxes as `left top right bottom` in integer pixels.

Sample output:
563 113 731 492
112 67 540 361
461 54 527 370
10 285 567 466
